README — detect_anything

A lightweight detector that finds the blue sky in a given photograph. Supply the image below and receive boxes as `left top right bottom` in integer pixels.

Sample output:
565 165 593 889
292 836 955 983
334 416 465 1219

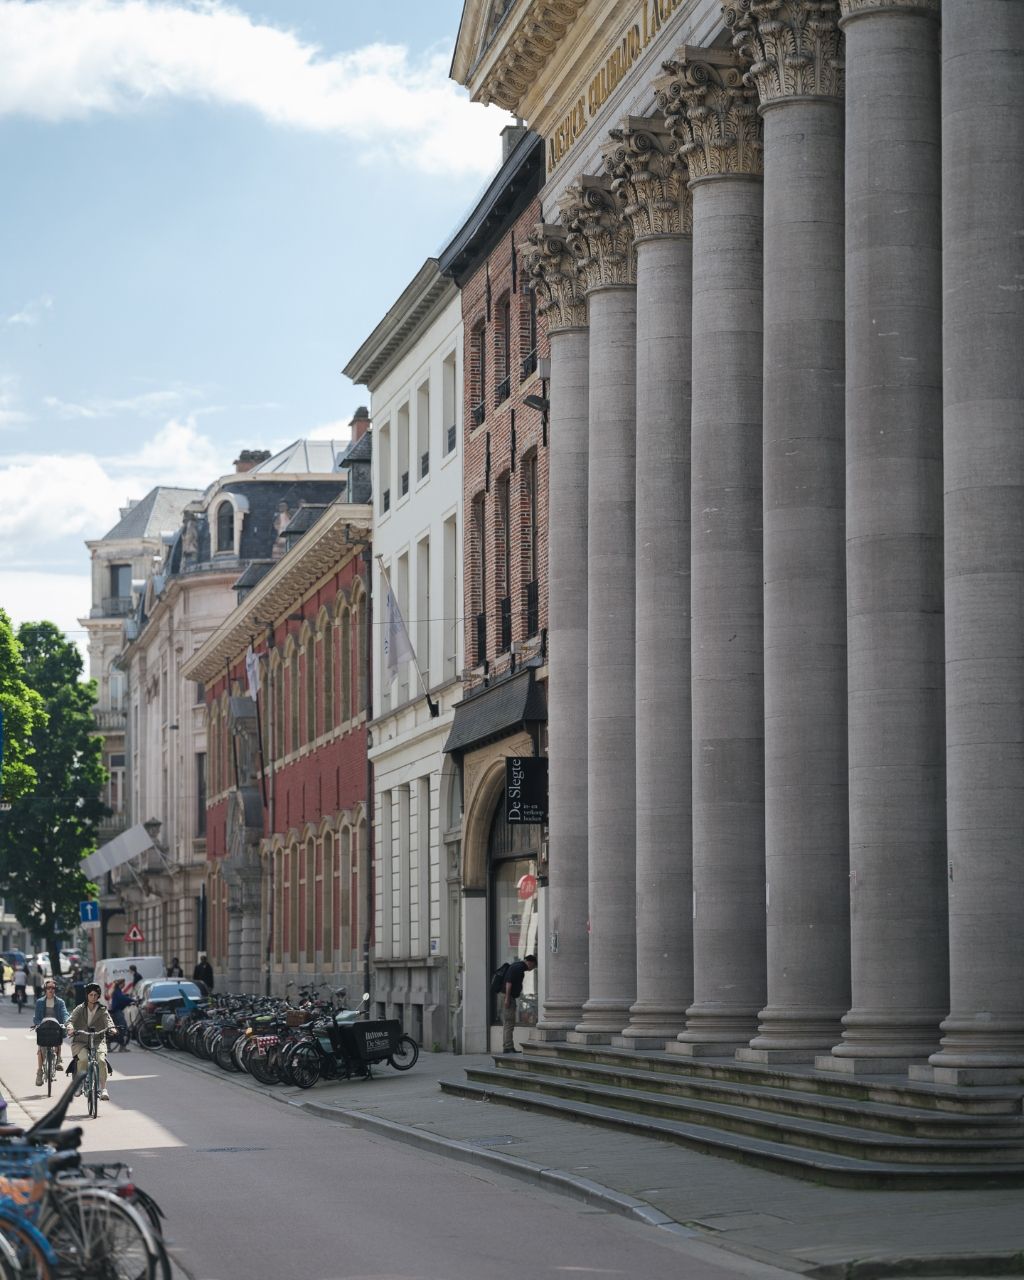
0 0 507 649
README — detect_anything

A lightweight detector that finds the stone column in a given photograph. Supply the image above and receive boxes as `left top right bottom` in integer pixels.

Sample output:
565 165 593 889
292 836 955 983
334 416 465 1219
818 0 946 1074
521 226 591 1038
926 0 1024 1083
560 178 638 1040
656 50 767 1054
602 120 693 1045
726 3 851 1062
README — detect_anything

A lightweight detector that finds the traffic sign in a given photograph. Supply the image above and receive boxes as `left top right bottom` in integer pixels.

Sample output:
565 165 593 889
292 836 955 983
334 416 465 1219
79 900 100 926
124 924 145 943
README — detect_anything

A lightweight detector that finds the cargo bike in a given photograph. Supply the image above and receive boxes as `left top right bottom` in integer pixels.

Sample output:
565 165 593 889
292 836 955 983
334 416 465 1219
280 1011 419 1090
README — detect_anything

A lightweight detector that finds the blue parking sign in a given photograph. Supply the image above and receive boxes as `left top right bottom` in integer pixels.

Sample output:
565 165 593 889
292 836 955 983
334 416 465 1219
79 900 100 925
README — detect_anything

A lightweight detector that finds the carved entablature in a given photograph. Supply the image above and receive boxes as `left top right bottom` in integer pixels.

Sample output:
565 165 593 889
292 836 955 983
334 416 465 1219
838 0 938 17
726 0 844 104
558 176 636 293
655 46 764 182
520 224 588 332
602 116 693 242
485 0 589 110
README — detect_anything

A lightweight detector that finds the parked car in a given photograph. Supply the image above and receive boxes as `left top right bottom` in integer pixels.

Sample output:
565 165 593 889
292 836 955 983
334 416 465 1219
136 979 209 1016
1 951 27 971
33 952 73 977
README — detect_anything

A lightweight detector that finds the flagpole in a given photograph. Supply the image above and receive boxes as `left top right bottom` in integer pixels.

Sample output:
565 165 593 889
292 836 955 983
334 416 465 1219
376 555 439 718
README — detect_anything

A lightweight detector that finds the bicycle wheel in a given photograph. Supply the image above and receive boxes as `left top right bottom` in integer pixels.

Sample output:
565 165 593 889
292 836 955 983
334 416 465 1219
136 1021 162 1051
87 1068 99 1119
388 1034 419 1071
44 1048 56 1098
0 1209 59 1280
286 1042 321 1090
40 1187 159 1280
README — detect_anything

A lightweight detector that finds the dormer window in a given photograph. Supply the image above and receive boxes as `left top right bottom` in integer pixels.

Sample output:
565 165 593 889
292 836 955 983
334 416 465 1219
216 501 234 552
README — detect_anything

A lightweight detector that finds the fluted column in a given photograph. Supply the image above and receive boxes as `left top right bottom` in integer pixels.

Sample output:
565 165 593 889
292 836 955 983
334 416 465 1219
561 178 638 1039
522 226 591 1037
818 0 946 1074
602 120 693 1045
656 50 767 1055
926 0 1024 1083
726 2 850 1062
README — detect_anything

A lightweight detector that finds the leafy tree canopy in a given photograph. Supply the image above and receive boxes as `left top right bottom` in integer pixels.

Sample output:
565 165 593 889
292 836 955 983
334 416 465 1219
0 621 106 975
0 609 44 802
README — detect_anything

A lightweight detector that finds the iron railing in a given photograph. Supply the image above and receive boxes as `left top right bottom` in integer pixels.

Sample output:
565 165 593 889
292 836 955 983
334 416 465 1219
520 349 538 380
472 402 486 427
446 423 457 453
420 451 430 479
495 375 510 405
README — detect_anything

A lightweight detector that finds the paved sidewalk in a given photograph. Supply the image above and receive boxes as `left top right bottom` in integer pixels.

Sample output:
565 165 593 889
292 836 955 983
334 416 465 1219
145 1041 1024 1278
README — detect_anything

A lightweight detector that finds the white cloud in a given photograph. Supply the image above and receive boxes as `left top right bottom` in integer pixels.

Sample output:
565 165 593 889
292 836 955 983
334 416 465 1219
0 0 509 175
306 419 352 442
0 374 30 428
43 386 199 420
5 294 53 326
0 570 92 661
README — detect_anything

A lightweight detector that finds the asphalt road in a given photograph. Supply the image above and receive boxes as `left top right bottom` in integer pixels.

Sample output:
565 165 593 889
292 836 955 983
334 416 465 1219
0 996 792 1280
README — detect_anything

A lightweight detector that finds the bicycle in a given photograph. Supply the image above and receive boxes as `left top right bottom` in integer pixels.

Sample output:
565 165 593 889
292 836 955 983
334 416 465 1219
72 1032 107 1119
33 1022 64 1101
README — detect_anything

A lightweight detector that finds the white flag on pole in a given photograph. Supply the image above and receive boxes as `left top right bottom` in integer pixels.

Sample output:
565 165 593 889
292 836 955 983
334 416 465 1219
383 587 415 684
245 644 261 701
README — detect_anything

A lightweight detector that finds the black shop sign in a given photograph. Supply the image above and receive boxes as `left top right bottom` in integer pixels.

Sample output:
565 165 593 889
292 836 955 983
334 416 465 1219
505 756 548 825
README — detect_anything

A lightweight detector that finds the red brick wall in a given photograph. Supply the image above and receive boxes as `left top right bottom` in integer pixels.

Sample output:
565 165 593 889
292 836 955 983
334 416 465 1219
461 195 550 686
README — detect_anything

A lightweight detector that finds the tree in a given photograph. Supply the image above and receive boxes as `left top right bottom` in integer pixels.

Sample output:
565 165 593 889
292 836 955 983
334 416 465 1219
0 621 107 980
0 608 44 803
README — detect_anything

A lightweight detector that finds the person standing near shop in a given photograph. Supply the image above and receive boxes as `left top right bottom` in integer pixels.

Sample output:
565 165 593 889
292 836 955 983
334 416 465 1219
193 954 214 991
502 954 537 1054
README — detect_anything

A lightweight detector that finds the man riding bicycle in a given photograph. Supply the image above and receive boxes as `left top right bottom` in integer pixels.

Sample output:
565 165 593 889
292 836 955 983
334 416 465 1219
67 982 116 1101
32 978 69 1086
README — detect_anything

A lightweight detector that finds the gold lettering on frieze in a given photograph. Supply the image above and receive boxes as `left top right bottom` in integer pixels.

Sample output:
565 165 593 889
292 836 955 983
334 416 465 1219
546 0 685 173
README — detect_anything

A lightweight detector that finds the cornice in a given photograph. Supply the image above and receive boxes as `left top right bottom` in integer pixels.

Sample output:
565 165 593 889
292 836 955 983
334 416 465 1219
602 115 692 241
342 259 456 391
181 502 372 686
454 0 590 110
655 45 764 181
727 0 844 104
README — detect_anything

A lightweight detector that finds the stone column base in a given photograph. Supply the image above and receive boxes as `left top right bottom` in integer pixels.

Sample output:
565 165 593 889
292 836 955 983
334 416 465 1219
613 1031 676 1050
910 1064 1024 1087
814 1053 923 1076
567 1029 615 1045
532 1025 575 1043
667 1039 748 1059
736 1046 819 1064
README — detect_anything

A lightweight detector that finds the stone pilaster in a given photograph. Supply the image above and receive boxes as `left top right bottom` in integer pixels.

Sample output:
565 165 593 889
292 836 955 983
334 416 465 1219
817 0 947 1075
924 0 1024 1084
725 3 852 1063
520 226 590 1038
560 178 638 1041
602 120 693 1046
656 49 767 1055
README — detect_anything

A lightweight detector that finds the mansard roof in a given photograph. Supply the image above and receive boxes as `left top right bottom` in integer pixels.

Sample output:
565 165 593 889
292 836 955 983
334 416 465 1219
101 486 203 541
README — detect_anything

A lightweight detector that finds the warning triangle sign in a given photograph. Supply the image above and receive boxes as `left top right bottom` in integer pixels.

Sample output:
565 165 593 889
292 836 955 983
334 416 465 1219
124 924 145 943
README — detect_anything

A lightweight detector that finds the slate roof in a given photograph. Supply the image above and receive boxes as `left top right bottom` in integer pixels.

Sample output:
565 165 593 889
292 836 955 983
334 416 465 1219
443 667 547 755
281 504 330 537
337 432 372 465
101 486 203 540
253 440 350 474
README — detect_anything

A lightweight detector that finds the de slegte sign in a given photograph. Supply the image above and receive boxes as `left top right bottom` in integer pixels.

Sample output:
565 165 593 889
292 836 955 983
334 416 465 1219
505 756 548 825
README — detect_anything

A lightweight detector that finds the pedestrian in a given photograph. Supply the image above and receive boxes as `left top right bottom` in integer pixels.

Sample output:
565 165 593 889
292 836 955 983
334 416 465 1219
67 982 116 1101
166 957 183 978
70 965 86 1008
12 963 28 1013
192 954 214 991
31 960 44 1000
125 964 142 994
108 978 133 1052
501 953 537 1054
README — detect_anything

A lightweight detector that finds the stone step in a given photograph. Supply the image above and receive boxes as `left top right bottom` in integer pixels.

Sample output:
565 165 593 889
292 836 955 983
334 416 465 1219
465 1065 1023 1166
494 1052 1024 1140
440 1075 1024 1189
524 1041 1024 1116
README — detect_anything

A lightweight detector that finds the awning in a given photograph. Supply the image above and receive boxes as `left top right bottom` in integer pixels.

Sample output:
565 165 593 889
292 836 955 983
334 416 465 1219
443 668 546 756
82 824 154 878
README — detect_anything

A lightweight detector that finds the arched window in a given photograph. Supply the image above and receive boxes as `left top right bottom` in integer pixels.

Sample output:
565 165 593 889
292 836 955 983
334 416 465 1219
216 501 234 552
488 799 539 1029
323 832 334 965
289 647 299 754
274 847 284 963
322 622 334 734
306 837 317 961
339 826 351 960
305 641 315 745
289 844 300 963
209 704 218 795
339 609 351 722
352 585 367 713
271 653 284 762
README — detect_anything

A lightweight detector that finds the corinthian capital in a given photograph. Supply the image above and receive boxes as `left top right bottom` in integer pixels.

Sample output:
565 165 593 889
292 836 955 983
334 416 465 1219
557 176 636 293
655 46 763 182
726 1 844 103
520 224 588 332
601 117 693 242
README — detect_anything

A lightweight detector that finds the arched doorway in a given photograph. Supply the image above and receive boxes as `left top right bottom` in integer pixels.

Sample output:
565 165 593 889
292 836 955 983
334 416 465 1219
487 798 540 1033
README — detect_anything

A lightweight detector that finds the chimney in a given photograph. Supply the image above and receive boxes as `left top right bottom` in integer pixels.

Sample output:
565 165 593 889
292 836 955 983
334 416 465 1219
350 406 370 442
501 120 527 162
233 449 272 473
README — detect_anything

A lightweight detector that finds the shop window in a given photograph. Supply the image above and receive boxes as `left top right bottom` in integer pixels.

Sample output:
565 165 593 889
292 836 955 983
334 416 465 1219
487 800 539 1028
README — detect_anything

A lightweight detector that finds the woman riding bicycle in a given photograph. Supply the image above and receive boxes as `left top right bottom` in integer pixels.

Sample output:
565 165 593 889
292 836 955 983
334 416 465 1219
68 982 116 1101
32 977 69 1086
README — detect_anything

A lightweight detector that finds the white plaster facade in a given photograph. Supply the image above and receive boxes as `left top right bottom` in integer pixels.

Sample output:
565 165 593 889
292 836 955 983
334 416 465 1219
344 261 465 1052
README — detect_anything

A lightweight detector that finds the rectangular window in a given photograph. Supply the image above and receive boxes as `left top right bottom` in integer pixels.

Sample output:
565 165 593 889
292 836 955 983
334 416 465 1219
416 535 430 686
497 476 511 652
397 402 410 499
495 295 511 405
109 563 131 598
379 420 391 515
442 350 457 454
398 784 411 957
443 514 458 679
195 753 206 837
417 776 431 959
472 324 487 426
417 380 430 480
397 552 410 705
473 497 487 666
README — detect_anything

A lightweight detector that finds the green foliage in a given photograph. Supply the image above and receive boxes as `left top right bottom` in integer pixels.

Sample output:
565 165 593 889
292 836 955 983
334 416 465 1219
0 621 107 964
0 609 44 802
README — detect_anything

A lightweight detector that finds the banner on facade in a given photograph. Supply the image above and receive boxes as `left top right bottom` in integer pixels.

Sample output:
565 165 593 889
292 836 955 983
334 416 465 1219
383 587 415 684
505 756 548 825
245 644 261 700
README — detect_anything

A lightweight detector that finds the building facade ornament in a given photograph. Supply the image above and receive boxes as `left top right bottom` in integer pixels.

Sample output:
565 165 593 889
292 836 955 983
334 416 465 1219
726 1 844 104
520 224 588 331
838 0 938 17
483 1 589 110
656 46 764 182
557 176 636 293
602 117 693 242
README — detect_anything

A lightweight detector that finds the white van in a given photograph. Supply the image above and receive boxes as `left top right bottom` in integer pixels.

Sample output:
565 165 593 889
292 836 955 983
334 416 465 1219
92 956 166 1002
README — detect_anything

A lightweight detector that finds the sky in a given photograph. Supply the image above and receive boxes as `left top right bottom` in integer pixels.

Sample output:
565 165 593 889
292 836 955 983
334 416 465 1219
0 0 509 653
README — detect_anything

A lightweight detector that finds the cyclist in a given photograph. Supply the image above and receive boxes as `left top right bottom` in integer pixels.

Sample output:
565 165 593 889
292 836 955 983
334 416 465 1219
12 963 28 1012
67 982 116 1101
32 977 69 1086
108 978 133 1051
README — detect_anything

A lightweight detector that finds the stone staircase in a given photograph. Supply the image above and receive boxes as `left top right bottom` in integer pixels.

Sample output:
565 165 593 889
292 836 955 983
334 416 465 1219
439 1041 1024 1188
